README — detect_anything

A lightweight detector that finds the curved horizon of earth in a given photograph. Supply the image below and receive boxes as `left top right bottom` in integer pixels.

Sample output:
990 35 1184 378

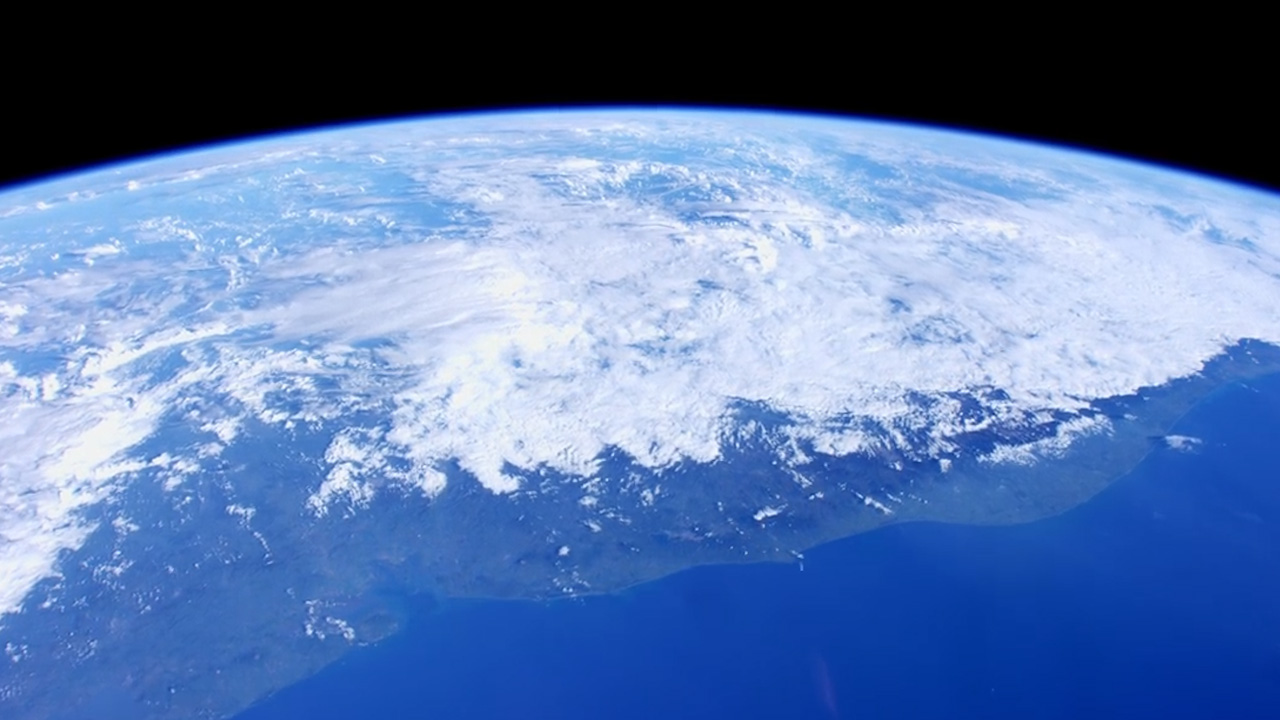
2 109 1280 718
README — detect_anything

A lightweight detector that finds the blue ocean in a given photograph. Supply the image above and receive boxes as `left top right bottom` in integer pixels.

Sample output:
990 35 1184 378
236 374 1280 719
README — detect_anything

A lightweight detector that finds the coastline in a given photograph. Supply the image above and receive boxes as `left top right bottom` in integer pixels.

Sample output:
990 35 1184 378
8 340 1280 720
236 363 1280 720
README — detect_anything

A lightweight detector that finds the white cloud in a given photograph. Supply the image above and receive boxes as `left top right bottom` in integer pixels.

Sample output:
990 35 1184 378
241 130 1280 498
753 506 784 522
1164 435 1203 452
3 110 1280 621
980 415 1113 466
863 496 894 515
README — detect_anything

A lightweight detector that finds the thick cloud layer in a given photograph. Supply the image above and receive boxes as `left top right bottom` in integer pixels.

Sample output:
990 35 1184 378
2 111 1279 620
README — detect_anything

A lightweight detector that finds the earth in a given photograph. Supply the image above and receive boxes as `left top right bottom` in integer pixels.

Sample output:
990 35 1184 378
2 109 1280 719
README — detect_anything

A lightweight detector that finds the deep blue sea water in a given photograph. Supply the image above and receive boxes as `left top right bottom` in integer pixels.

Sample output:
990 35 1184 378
236 374 1280 720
